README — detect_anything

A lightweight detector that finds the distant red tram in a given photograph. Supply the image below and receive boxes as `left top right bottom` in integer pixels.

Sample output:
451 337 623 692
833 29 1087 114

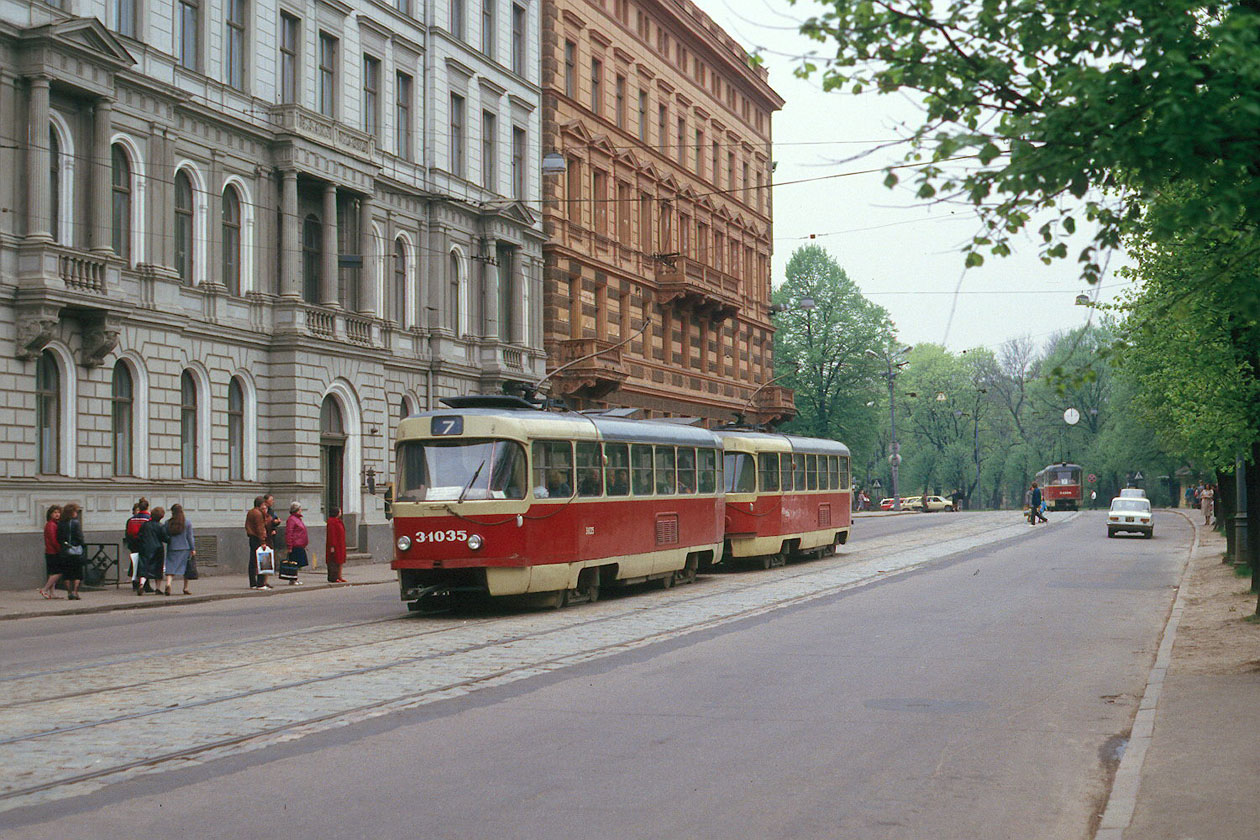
391 396 724 609
1035 462 1083 511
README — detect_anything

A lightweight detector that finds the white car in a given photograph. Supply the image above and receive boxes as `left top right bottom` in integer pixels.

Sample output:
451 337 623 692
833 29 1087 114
1119 488 1147 499
1108 497 1153 538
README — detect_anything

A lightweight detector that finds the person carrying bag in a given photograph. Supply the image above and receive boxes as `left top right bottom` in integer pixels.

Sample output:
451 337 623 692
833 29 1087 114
57 502 86 600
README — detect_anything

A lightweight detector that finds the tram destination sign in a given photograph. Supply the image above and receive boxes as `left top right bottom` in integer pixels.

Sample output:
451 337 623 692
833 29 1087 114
431 416 464 436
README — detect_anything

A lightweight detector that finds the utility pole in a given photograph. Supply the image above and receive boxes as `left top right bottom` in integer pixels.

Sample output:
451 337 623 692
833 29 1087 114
866 346 912 511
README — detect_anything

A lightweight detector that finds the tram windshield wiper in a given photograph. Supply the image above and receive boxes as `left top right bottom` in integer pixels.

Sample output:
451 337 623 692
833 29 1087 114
458 459 487 504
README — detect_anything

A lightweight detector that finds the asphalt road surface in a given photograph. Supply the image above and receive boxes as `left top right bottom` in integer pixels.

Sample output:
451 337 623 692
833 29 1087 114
0 509 1191 839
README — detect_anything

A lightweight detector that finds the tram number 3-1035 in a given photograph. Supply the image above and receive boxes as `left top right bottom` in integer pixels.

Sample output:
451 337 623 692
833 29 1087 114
412 529 470 544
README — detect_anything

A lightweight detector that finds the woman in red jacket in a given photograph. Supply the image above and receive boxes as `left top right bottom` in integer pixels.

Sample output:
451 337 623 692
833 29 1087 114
326 506 347 583
37 505 63 599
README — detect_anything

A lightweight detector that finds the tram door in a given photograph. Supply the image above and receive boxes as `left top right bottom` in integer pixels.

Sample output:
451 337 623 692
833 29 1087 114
320 397 345 517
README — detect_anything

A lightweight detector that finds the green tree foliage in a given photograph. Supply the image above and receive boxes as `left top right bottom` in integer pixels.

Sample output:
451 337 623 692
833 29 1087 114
793 0 1260 311
771 245 896 459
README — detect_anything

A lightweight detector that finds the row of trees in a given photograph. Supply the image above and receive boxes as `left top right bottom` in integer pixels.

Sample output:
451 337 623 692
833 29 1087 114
772 246 1183 511
775 1 1260 586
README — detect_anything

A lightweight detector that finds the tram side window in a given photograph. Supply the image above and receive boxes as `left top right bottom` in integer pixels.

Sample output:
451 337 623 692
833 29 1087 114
827 455 839 490
780 453 791 491
724 452 755 493
793 453 806 491
758 452 780 492
655 445 677 494
576 441 603 497
532 440 574 498
606 442 630 496
806 454 818 490
631 444 654 495
698 448 718 494
677 447 697 494
838 455 850 490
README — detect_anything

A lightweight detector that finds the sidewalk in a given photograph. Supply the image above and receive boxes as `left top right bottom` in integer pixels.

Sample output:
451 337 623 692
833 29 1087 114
1099 513 1260 839
5 559 397 620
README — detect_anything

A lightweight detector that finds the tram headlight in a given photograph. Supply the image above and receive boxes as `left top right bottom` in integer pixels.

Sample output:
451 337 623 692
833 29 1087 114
396 535 412 552
467 534 484 551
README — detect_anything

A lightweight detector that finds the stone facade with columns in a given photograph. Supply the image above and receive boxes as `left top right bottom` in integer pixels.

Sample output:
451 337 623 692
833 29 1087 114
0 0 545 583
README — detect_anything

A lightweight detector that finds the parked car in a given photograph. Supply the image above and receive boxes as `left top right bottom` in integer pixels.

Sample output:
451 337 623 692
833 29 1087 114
902 496 921 510
1108 497 1153 538
880 498 895 510
918 495 953 512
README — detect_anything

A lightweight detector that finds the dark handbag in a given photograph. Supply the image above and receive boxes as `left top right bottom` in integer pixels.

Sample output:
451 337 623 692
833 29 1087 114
61 543 84 559
185 555 199 580
277 559 300 580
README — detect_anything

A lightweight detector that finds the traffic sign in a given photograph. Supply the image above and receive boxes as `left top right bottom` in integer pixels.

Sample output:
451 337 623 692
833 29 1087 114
1133 470 1144 481
1088 473 1096 483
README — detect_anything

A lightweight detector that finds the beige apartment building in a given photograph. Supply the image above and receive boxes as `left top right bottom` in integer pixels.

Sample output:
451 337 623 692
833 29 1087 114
539 0 790 425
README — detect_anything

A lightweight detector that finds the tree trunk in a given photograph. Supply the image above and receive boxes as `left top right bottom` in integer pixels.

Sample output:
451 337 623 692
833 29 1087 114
1217 465 1236 562
1248 440 1260 594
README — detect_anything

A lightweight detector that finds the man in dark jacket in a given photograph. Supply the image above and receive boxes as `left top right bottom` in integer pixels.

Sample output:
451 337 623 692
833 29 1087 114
1029 482 1048 525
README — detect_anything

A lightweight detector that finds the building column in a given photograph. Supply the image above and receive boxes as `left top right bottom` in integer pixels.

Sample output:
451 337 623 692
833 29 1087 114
358 196 377 315
321 183 339 307
510 251 526 345
90 98 114 253
482 240 499 339
279 169 300 297
26 75 52 241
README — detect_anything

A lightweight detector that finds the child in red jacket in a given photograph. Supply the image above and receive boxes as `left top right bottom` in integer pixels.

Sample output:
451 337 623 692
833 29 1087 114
326 507 347 583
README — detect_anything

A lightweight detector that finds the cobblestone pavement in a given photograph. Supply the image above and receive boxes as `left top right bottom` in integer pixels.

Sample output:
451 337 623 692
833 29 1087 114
0 512 1062 813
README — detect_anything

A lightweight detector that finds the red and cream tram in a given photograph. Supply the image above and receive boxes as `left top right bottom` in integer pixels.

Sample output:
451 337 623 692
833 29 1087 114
715 429 852 568
1035 462 1083 511
391 396 724 609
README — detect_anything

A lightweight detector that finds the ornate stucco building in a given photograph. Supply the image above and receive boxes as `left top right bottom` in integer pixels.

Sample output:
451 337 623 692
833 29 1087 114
0 0 545 580
539 0 789 425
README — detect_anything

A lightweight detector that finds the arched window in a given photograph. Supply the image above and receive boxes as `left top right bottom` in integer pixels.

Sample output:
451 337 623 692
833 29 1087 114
111 362 134 475
111 145 132 261
222 186 242 295
180 370 198 477
49 128 61 244
35 351 60 475
399 396 409 419
303 214 322 303
392 238 407 325
174 171 194 284
449 252 462 335
227 376 245 481
320 396 346 514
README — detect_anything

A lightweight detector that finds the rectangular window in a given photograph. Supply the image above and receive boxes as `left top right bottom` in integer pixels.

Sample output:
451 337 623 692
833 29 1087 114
695 129 704 177
698 448 718 494
318 33 338 117
280 14 299 104
576 442 603 497
728 151 736 191
592 169 607 234
590 57 602 115
363 55 381 138
677 447 696 494
481 0 495 56
637 90 648 142
566 158 582 224
676 115 686 164
564 40 576 98
450 93 466 176
838 455 850 490
654 446 676 495
511 4 526 75
793 453 806 491
511 125 526 199
758 452 780 491
177 0 199 70
617 181 631 242
606 443 630 496
806 454 818 490
639 193 652 252
115 0 136 38
712 140 719 184
226 0 247 89
657 104 667 151
532 441 574 498
631 444 653 495
452 0 465 39
397 0 411 16
615 74 626 129
396 72 413 159
482 110 497 190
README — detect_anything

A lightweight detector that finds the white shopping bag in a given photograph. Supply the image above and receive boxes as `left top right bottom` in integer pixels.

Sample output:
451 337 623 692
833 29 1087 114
255 546 276 575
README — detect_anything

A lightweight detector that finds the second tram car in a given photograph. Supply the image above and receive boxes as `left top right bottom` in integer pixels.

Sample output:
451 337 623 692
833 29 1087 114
715 430 852 568
1035 462 1083 511
391 397 724 608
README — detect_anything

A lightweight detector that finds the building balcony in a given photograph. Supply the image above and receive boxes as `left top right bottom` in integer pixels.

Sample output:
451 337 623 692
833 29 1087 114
550 338 628 399
754 384 796 422
655 256 741 322
269 104 376 162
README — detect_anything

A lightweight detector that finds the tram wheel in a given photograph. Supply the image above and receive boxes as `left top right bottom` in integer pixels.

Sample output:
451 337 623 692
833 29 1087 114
674 557 698 586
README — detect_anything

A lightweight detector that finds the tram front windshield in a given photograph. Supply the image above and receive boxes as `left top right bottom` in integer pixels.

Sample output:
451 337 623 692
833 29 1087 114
1049 468 1080 485
396 439 527 502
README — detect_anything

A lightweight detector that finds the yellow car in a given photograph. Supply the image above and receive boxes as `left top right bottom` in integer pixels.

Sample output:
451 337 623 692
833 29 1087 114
917 495 953 512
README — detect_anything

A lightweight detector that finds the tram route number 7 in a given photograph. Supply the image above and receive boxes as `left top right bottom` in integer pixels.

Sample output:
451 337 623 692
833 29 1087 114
432 416 464 436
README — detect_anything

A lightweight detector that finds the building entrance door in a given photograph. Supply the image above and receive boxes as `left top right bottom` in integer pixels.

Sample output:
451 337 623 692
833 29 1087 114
319 396 347 522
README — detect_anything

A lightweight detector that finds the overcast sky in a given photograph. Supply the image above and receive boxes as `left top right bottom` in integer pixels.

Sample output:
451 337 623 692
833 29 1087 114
692 0 1134 355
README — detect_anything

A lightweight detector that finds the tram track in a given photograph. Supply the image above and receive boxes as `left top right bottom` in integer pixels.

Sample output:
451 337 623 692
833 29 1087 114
0 513 1035 813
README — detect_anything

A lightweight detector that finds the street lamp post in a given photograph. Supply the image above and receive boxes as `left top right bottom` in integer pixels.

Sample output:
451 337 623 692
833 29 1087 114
866 346 912 511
